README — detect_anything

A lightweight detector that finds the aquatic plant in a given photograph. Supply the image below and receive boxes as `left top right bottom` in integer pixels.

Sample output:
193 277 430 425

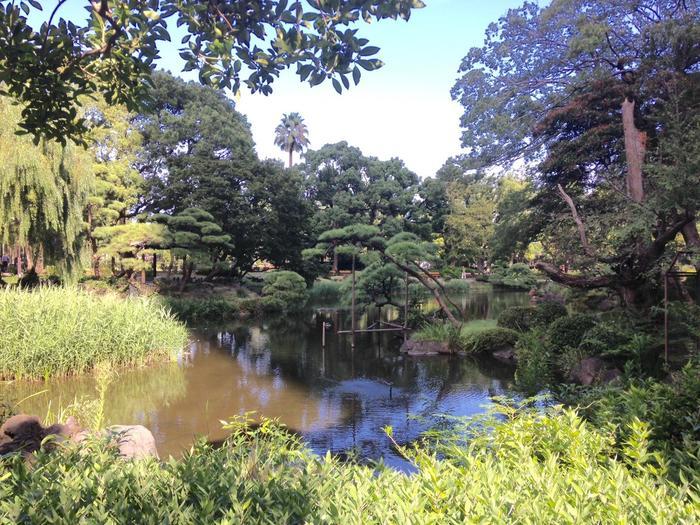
0 287 188 380
1 406 697 523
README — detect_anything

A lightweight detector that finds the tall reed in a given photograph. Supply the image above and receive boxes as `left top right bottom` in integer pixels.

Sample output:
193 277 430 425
0 287 188 380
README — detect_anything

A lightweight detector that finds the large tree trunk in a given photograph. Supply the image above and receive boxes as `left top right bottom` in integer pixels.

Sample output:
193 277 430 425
288 148 293 169
621 97 646 203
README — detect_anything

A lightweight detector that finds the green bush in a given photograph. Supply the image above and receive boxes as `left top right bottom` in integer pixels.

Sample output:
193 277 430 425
443 279 470 295
0 287 188 380
578 321 633 356
489 263 538 290
530 300 568 328
497 306 534 332
308 279 344 302
547 313 597 354
514 330 553 392
461 327 519 354
262 271 309 312
162 296 258 323
558 360 700 477
2 407 697 523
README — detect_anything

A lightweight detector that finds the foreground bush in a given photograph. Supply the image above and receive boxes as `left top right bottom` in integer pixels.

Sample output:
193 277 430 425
0 287 188 380
1 408 698 523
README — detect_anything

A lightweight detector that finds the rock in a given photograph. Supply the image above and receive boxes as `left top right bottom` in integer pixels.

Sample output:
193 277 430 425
0 414 81 456
400 339 450 356
569 357 621 386
492 348 517 364
106 425 159 460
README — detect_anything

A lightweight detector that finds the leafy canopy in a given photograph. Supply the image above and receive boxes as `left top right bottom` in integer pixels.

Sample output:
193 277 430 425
0 0 424 143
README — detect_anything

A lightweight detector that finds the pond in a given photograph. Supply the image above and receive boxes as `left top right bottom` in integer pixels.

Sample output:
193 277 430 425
4 283 529 470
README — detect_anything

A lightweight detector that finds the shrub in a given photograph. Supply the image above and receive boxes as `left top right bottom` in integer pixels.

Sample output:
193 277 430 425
547 313 597 354
558 360 700 477
514 330 553 392
0 287 188 380
443 279 470 295
1 408 697 523
308 279 344 302
261 271 309 312
489 263 538 290
530 300 568 328
163 297 254 323
497 306 534 332
461 327 519 354
413 322 462 351
578 321 633 356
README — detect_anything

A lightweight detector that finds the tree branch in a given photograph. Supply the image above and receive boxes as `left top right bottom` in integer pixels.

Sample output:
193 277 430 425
556 183 596 258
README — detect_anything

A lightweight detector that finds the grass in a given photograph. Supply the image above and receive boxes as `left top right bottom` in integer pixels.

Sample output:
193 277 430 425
308 278 344 302
1 405 697 523
0 287 188 380
412 319 512 353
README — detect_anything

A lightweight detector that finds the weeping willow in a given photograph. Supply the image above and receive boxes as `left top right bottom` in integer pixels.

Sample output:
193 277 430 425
0 96 93 274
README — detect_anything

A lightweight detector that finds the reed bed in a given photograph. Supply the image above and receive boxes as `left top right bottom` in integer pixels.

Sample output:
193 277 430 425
0 287 188 380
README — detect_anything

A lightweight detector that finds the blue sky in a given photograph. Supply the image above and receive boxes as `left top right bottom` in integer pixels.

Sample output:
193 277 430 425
32 1 527 178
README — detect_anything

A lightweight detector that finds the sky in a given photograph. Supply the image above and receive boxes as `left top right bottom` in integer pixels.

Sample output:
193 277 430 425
31 1 526 178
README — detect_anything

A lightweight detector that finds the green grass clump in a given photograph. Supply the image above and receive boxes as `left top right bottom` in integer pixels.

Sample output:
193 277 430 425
0 287 188 380
308 278 344 302
1 406 697 523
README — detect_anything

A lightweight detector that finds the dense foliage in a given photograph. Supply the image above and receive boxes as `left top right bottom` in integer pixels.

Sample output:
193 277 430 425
0 0 424 143
1 407 698 523
0 287 187 380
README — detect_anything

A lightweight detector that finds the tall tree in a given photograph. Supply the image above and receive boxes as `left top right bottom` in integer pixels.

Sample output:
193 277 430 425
274 113 310 168
0 96 92 275
0 0 423 143
452 0 700 306
85 100 144 277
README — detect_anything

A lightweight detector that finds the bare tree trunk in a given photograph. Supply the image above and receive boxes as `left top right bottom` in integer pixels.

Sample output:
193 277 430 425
152 253 157 279
621 97 646 203
288 148 293 169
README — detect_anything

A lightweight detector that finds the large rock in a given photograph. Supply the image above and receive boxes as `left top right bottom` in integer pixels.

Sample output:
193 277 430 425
0 414 80 456
106 425 159 459
400 339 451 356
569 357 621 386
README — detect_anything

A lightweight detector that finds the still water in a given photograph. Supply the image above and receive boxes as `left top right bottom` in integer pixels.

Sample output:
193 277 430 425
4 283 529 470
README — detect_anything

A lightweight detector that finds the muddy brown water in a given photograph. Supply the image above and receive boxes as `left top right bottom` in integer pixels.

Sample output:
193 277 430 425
3 284 529 470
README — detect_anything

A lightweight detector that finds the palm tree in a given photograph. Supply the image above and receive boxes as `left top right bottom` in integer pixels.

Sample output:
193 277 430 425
274 112 310 168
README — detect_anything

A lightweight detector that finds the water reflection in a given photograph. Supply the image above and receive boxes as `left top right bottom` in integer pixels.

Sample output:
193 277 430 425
2 285 528 470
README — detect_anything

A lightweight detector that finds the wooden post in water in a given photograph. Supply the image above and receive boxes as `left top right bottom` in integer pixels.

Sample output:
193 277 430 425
404 271 409 342
351 252 356 349
664 271 669 365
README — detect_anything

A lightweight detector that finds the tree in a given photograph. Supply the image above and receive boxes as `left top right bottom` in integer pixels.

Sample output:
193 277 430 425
93 222 169 282
308 224 466 326
138 72 259 276
0 0 424 143
302 141 422 271
152 208 232 292
0 95 92 275
85 99 144 277
140 73 312 278
443 174 496 272
452 0 700 306
274 113 310 168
